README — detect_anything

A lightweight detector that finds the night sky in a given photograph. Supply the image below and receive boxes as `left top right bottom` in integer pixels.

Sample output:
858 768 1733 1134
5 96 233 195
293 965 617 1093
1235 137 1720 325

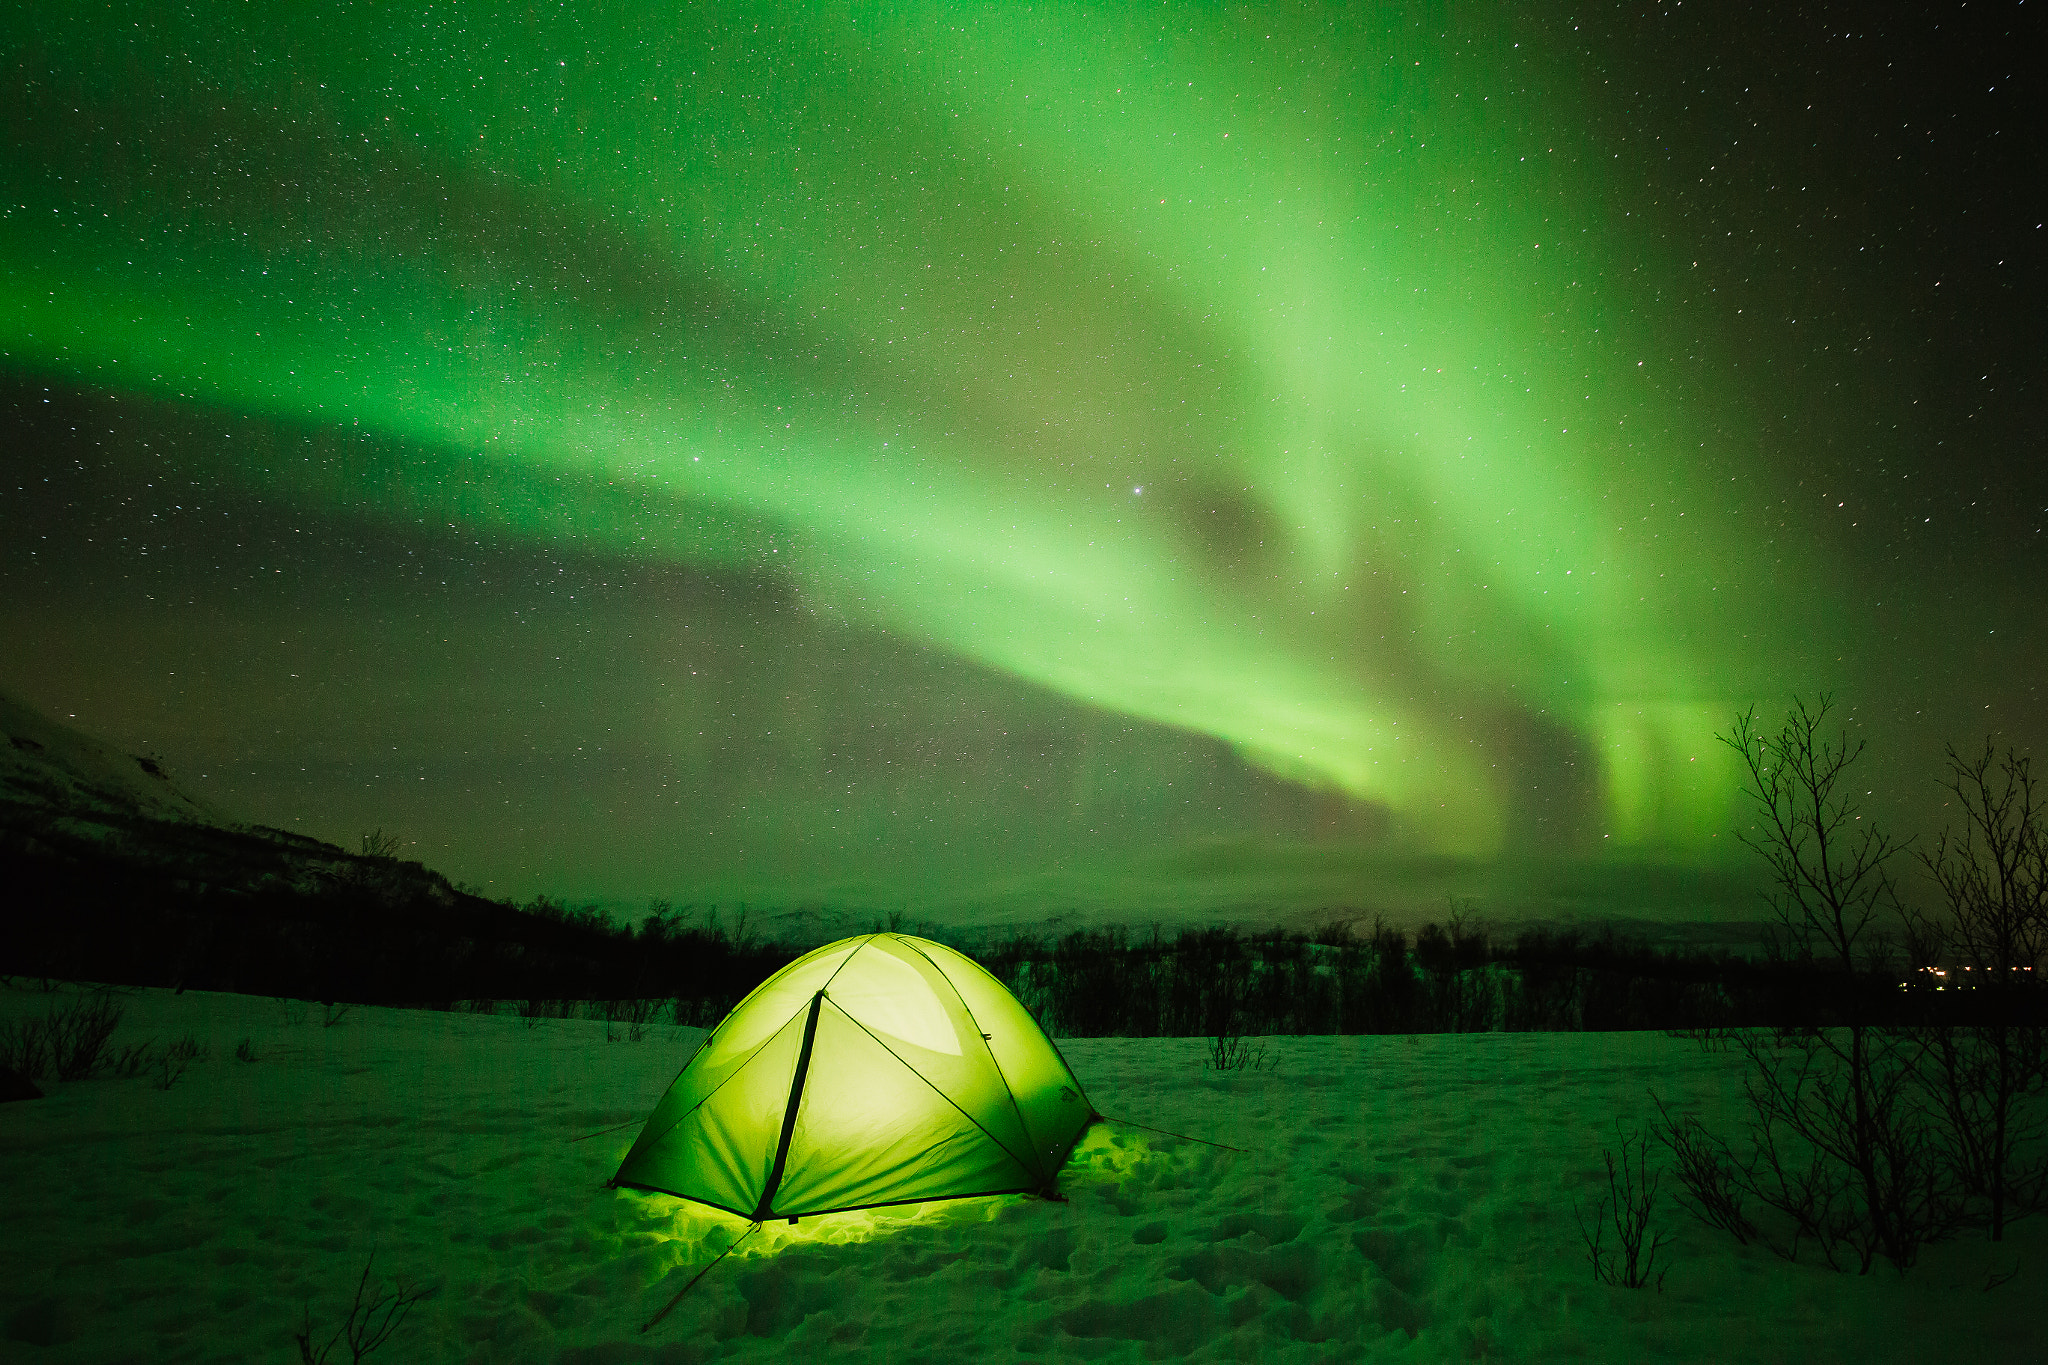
3 2 2041 930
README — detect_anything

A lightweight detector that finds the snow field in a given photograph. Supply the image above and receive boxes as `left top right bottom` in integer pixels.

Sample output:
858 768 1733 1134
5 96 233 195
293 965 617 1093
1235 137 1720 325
1 985 2042 1363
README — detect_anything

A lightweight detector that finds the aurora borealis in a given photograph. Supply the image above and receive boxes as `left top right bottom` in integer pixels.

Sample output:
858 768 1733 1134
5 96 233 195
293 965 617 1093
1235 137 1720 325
3 3 2041 928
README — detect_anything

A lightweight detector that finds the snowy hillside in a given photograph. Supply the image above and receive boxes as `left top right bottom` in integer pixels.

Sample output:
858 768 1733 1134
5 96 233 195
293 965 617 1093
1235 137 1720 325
1 688 222 826
0 684 434 910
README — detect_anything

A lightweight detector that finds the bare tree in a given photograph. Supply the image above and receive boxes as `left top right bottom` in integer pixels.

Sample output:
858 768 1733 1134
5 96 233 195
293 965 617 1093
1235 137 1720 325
1671 697 1957 1271
1914 742 2048 1241
1725 697 1903 976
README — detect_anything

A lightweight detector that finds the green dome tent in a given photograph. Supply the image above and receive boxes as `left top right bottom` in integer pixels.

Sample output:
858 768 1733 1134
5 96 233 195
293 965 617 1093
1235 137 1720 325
612 933 1095 1221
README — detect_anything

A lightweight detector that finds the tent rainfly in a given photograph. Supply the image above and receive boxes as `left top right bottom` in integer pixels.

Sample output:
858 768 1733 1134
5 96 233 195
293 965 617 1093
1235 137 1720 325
612 933 1095 1221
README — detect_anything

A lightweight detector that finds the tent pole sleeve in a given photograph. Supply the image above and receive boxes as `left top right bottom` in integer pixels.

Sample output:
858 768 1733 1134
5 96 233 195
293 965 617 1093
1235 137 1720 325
752 990 824 1221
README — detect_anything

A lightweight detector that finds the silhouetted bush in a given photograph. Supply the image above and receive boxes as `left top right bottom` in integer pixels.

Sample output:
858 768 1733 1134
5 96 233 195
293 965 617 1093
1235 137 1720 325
0 991 123 1081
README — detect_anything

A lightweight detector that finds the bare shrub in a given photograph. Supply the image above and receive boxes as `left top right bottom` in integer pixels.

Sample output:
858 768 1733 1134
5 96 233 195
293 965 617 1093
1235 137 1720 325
110 1041 155 1078
1919 1025 2048 1240
1654 1080 1898 1271
604 998 657 1043
295 1252 430 1364
50 991 124 1080
1740 1025 1956 1271
1575 1122 1674 1290
1667 1023 1740 1053
1206 1030 1268 1072
1913 741 2048 1241
1668 698 1963 1273
1653 1096 1760 1246
1 992 124 1082
358 829 403 860
0 1016 51 1080
156 1035 205 1090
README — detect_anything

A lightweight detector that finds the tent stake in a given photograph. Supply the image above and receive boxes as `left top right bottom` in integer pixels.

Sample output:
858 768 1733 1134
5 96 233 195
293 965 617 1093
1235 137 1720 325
640 1222 760 1334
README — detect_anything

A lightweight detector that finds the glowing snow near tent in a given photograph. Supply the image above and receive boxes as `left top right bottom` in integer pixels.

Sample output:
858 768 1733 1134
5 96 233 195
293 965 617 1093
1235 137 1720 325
612 935 1093 1221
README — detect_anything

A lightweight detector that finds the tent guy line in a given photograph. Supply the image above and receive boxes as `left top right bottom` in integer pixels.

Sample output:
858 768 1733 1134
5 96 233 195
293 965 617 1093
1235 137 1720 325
1097 1114 1250 1155
639 1221 761 1335
568 1118 643 1144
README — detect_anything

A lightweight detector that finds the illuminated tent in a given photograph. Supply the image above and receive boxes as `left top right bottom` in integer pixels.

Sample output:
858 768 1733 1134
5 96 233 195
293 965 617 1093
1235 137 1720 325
612 933 1095 1220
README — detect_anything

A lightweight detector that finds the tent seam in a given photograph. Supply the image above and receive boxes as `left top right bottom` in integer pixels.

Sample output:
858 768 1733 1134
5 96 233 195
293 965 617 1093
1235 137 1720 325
626 1006 809 1158
899 937 1052 1184
632 937 874 1156
817 933 879 996
824 996 1041 1187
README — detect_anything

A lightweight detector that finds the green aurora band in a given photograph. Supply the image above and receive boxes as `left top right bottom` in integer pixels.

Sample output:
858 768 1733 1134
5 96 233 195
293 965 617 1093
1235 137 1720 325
4 2 1846 867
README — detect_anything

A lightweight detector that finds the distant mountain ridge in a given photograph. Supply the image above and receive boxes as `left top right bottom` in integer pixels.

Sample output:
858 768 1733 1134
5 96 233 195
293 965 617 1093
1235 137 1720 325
0 685 474 919
0 687 774 1003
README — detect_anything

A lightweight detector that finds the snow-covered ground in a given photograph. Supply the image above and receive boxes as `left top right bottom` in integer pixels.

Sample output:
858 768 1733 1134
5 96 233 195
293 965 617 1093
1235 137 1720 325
2 983 2042 1363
